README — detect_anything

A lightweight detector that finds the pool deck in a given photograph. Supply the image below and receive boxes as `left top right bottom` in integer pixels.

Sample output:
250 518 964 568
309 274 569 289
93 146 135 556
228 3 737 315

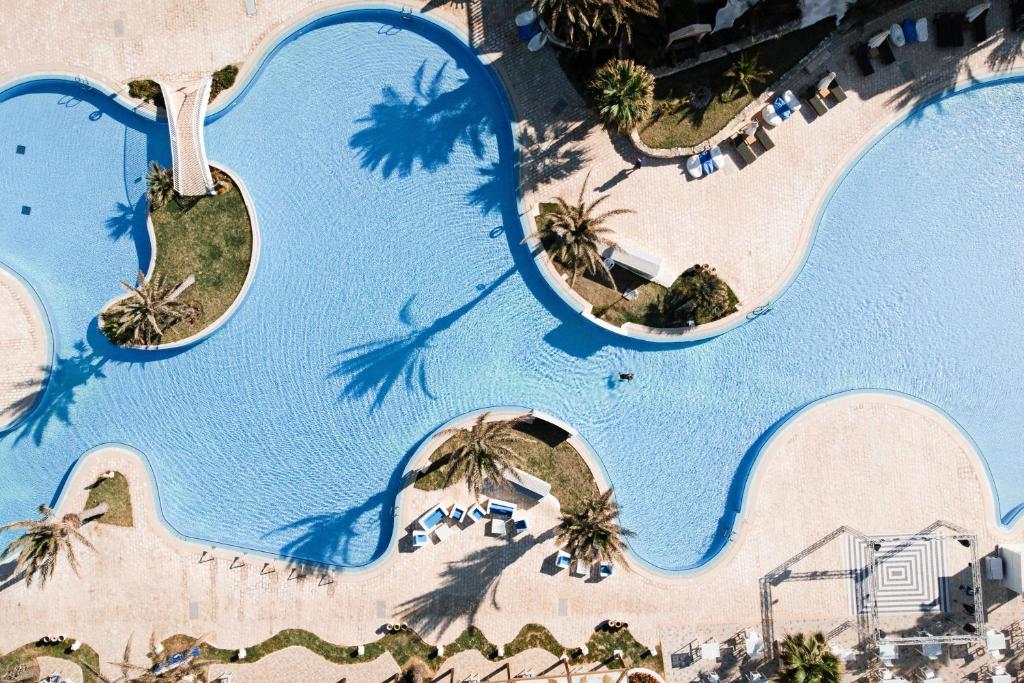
0 266 48 432
3 392 1024 682
2 1 1024 680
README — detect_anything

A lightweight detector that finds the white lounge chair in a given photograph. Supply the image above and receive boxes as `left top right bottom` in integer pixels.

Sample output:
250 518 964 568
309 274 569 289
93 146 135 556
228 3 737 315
449 503 467 524
686 146 723 179
890 22 906 47
761 90 801 127
434 524 452 542
916 17 929 42
467 503 486 523
555 550 571 570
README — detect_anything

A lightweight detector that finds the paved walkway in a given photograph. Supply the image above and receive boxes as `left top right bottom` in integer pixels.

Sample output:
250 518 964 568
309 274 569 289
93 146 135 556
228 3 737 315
3 393 1022 682
0 266 47 431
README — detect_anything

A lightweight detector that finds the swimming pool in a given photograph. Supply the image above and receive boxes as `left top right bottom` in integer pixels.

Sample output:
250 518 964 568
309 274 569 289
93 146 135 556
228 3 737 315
1 10 1022 572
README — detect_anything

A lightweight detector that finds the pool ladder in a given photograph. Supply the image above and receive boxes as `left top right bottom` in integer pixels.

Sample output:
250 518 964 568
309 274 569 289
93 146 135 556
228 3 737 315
400 6 413 20
748 302 773 319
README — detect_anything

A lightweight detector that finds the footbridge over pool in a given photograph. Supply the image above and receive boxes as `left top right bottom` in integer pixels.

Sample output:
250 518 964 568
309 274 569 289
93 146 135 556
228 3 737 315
159 77 215 196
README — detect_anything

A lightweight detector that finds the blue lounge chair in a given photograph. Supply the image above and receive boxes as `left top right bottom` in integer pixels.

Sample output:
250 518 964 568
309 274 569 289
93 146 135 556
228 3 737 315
514 517 529 533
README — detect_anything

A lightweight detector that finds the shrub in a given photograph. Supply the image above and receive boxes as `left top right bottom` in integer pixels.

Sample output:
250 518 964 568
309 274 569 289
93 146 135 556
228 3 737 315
400 663 428 683
128 79 164 109
587 59 655 133
209 64 239 102
629 673 662 683
660 264 737 326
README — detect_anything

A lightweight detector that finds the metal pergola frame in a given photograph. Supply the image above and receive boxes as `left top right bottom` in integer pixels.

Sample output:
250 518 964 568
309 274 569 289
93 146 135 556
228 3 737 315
866 525 986 647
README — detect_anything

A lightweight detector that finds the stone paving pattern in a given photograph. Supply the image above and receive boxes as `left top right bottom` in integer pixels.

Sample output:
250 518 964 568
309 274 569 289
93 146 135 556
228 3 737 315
3 393 1023 682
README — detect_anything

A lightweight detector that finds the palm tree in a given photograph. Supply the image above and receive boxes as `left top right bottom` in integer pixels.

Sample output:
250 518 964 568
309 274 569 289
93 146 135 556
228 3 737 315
724 52 773 97
532 0 657 49
145 162 176 209
525 174 631 289
439 413 529 498
777 633 844 683
589 59 655 133
84 632 211 683
0 502 107 587
661 264 733 325
101 271 195 346
556 489 634 566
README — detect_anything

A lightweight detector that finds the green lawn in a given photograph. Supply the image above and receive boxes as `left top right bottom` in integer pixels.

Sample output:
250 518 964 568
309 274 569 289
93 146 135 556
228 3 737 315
639 21 834 149
150 178 253 343
414 418 599 511
83 472 133 527
535 204 667 328
162 622 662 676
0 641 103 683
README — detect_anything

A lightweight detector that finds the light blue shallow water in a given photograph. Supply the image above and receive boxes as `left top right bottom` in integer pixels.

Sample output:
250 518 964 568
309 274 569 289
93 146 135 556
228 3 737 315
1 11 1022 571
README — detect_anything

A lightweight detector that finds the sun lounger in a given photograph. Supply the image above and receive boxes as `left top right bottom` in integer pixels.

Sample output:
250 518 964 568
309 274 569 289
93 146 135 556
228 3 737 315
761 90 801 127
754 125 774 150
890 22 906 47
805 88 828 117
448 504 466 524
901 18 919 42
828 79 847 103
917 17 929 41
434 524 452 542
935 13 964 47
966 2 990 41
686 146 723 178
487 498 517 517
555 550 571 569
467 503 485 523
853 43 875 76
733 132 757 165
418 503 447 531
412 530 429 547
1013 0 1024 30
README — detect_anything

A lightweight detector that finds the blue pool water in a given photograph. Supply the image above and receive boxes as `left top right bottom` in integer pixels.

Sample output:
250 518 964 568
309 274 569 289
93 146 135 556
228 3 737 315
1 10 1023 571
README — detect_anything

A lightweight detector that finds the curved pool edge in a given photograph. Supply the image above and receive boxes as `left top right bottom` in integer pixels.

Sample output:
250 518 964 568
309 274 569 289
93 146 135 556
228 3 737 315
0 261 55 434
43 388 1016 580
96 161 262 351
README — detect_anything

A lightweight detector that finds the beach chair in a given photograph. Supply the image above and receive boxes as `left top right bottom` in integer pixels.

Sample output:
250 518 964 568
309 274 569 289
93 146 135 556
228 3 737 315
852 43 875 76
935 13 964 47
733 132 757 165
828 78 847 103
917 17 929 41
467 503 486 523
966 2 990 42
555 550 571 570
754 125 774 151
804 87 828 117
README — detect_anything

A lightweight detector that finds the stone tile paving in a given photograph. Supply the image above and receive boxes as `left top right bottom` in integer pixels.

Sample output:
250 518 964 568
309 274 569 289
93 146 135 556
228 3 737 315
3 393 1023 682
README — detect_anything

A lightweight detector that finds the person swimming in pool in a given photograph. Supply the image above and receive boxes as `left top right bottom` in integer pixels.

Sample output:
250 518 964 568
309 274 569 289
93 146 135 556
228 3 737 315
619 372 634 382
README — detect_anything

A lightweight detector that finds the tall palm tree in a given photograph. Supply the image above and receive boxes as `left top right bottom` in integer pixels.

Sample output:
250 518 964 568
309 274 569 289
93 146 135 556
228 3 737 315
0 502 107 587
725 52 773 97
525 174 631 289
662 264 732 325
556 489 634 566
532 0 657 49
145 161 176 209
439 413 529 498
101 271 195 346
777 633 844 683
589 59 655 133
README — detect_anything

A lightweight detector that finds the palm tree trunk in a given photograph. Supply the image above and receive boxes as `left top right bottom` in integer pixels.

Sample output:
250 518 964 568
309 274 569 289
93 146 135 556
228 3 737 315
79 503 108 522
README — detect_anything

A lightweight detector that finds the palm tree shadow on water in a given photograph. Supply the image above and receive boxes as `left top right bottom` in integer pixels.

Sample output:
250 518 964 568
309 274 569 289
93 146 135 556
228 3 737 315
330 265 517 410
348 59 493 178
